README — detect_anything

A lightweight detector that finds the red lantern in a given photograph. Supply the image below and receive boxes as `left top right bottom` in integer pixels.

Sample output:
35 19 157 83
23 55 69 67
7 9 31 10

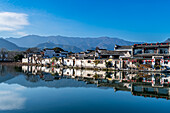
152 59 154 62
161 43 163 45
151 43 152 45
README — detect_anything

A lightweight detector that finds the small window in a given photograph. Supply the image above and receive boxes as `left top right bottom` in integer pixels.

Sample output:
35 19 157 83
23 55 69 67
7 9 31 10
99 61 103 64
88 60 91 63
164 61 168 64
134 49 142 55
67 72 69 74
67 60 69 62
164 79 168 82
87 74 91 76
116 61 119 64
160 48 168 54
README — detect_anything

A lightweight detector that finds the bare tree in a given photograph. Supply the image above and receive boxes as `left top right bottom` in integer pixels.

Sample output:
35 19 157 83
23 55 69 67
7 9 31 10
7 51 24 61
0 48 8 61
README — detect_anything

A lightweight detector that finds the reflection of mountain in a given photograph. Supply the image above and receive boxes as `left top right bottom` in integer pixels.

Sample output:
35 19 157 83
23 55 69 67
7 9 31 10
0 74 15 83
0 66 22 83
5 75 97 88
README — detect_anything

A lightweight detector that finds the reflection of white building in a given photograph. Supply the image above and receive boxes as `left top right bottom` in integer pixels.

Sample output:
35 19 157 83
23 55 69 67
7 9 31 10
21 66 170 88
161 76 170 84
22 66 62 75
43 49 68 58
131 83 170 99
63 58 106 68
63 68 106 79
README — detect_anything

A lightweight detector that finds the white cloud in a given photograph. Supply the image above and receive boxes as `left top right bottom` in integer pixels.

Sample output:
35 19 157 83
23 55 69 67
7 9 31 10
0 12 29 31
16 32 28 36
0 27 14 31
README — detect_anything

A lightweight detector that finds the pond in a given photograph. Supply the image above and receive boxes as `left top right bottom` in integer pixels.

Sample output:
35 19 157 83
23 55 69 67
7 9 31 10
0 65 170 113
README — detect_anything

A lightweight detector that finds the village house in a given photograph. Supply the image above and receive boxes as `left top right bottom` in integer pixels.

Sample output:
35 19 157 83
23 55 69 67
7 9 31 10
113 42 170 70
43 49 56 58
22 47 42 64
63 47 131 69
114 44 132 53
132 42 170 68
22 47 69 65
43 48 68 58
21 42 170 71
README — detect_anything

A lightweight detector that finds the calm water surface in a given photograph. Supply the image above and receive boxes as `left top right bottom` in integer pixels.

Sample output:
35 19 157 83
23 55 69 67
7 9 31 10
0 65 170 113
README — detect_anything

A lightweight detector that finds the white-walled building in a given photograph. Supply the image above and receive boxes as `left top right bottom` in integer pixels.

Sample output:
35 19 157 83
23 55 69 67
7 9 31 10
43 48 68 58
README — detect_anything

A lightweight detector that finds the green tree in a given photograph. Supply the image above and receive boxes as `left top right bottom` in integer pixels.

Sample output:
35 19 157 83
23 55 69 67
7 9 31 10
105 61 112 68
53 47 64 52
93 60 100 67
14 54 24 62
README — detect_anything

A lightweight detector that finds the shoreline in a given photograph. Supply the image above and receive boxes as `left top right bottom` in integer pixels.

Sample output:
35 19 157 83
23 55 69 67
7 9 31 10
0 62 41 66
0 62 169 73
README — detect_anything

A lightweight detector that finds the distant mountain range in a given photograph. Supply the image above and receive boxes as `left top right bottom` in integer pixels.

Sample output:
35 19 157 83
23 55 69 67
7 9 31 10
0 38 26 51
6 35 145 52
164 38 170 42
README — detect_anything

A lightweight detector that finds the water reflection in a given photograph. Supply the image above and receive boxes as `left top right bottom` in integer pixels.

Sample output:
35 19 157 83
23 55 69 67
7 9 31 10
0 83 26 110
21 66 170 100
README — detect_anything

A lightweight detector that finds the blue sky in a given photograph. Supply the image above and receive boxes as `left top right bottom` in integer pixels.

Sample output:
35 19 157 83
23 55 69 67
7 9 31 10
0 0 170 42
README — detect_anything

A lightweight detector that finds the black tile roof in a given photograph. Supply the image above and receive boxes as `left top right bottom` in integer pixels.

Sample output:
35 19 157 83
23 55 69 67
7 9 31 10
115 45 132 49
